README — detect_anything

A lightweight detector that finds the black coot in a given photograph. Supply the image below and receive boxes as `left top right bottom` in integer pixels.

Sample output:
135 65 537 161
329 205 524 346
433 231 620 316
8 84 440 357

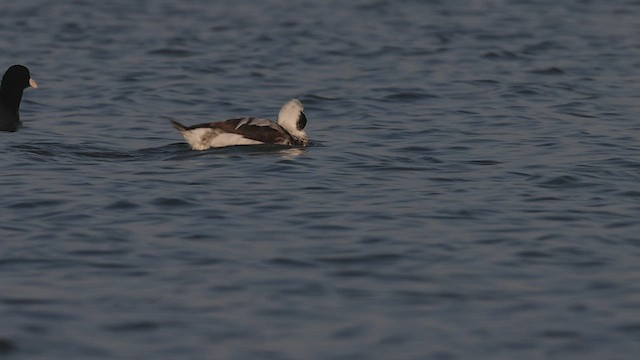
0 65 38 132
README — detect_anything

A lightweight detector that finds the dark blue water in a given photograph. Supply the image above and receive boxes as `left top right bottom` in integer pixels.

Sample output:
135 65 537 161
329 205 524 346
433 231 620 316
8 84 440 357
2 1 640 359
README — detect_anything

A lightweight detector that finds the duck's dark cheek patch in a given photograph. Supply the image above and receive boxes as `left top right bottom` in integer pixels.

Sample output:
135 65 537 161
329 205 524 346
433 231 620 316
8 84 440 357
297 113 307 130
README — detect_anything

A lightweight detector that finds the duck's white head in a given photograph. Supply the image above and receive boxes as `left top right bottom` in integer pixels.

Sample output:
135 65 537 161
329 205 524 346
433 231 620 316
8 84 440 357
277 99 308 146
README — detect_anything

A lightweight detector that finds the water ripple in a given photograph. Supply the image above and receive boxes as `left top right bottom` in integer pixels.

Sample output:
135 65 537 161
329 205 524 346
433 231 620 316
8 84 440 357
0 338 17 355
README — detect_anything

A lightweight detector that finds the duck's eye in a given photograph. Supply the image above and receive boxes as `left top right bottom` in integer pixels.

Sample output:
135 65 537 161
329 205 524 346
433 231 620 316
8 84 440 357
297 112 307 130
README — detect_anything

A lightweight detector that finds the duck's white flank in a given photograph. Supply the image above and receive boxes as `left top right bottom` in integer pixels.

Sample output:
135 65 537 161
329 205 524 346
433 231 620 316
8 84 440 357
180 128 263 150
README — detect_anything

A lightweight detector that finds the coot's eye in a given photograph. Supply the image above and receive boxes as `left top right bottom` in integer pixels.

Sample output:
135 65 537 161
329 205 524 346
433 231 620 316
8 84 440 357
297 112 307 130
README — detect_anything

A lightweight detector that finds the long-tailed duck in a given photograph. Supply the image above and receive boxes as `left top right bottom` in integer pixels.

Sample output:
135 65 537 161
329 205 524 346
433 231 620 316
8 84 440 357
171 99 308 150
0 65 38 132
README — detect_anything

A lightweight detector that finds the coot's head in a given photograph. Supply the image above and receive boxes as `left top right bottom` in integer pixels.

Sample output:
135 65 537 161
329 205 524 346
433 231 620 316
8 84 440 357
2 65 38 91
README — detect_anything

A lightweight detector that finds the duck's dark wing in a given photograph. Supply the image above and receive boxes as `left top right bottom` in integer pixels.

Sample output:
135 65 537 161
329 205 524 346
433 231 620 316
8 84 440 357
213 117 291 144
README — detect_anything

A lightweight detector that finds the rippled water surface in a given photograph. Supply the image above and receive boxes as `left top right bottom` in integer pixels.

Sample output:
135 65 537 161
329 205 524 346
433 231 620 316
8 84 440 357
2 1 640 359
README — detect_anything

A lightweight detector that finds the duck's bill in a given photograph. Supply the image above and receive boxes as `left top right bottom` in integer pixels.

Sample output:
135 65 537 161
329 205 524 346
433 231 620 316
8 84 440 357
29 78 38 88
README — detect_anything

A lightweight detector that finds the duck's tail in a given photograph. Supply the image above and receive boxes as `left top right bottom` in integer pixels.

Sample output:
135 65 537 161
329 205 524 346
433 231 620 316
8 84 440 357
170 120 188 132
